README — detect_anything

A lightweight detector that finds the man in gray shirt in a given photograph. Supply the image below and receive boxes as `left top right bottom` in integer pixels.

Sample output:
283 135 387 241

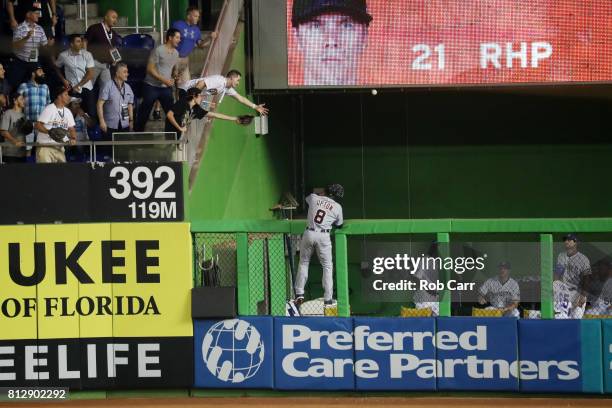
135 28 180 132
556 233 591 318
0 93 28 163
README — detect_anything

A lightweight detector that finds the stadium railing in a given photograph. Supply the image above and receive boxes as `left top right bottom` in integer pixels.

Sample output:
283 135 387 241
0 132 186 163
191 218 612 318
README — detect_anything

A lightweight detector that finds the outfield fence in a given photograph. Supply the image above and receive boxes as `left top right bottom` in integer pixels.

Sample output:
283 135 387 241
191 219 612 319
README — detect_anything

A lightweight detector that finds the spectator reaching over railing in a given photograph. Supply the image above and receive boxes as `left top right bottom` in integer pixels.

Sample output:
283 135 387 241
164 87 243 138
177 69 268 116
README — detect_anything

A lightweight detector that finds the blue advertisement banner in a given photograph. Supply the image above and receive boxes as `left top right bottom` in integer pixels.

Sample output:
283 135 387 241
354 317 436 391
194 317 274 389
518 320 583 393
191 316 605 393
274 317 355 390
436 317 519 391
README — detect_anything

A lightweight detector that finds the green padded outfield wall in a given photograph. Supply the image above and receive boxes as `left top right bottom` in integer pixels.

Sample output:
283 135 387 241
257 91 612 220
189 29 291 219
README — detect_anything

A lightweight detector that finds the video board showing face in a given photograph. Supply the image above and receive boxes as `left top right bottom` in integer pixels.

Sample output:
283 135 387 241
287 0 612 87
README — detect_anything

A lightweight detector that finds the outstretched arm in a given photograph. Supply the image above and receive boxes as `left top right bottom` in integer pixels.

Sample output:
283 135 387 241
206 111 239 124
232 93 269 115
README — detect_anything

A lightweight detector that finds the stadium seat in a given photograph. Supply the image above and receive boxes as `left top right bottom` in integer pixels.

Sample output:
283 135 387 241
400 306 433 317
58 35 70 51
472 307 503 317
122 34 155 50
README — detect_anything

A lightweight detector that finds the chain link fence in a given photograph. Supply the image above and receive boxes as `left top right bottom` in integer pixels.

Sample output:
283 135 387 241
193 231 341 317
247 233 291 316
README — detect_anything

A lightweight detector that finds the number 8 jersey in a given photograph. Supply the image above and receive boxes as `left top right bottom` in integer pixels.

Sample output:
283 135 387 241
306 193 343 230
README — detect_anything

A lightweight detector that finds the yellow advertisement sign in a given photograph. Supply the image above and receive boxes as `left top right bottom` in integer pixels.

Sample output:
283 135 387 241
0 223 193 340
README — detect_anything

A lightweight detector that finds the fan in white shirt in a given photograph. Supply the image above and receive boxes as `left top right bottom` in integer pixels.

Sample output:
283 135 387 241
177 69 269 115
34 87 77 163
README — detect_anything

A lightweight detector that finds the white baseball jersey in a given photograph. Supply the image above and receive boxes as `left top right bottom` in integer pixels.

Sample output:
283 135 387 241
478 277 520 308
305 193 343 230
557 251 591 288
553 280 573 319
294 193 344 303
178 75 238 103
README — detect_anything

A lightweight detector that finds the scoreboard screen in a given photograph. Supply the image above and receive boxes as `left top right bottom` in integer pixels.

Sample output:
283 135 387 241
286 0 612 87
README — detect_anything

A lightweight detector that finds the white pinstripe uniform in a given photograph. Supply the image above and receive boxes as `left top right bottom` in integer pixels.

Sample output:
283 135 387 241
553 280 573 319
556 251 591 319
478 277 521 317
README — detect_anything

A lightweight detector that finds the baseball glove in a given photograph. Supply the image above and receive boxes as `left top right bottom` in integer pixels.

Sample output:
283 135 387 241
15 117 33 135
48 127 70 143
237 115 254 125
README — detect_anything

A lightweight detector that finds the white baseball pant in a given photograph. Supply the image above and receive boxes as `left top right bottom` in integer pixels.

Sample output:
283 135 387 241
294 230 334 302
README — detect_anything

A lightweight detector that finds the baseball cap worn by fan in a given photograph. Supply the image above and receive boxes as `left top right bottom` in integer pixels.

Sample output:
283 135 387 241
291 0 373 27
30 64 43 75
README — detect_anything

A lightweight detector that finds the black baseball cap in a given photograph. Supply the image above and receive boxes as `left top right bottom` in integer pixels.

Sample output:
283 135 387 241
291 0 373 27
26 6 42 13
30 64 43 75
563 233 579 242
498 261 511 269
